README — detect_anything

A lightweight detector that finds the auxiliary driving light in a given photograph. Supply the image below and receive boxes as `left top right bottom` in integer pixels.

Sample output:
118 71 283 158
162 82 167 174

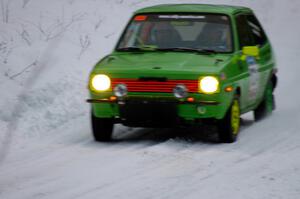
173 84 188 98
114 84 128 97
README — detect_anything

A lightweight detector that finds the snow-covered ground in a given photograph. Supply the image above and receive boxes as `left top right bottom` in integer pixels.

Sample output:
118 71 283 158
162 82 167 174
1 0 300 198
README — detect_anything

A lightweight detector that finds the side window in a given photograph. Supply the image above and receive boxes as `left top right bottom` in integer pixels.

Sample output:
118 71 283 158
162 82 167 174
236 14 255 49
246 14 268 46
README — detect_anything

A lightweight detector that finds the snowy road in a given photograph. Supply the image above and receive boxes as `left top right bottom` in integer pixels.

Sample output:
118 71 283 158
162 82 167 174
2 109 300 199
1 0 300 199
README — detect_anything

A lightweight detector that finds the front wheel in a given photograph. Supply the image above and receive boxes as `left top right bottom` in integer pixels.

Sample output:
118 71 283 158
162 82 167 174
91 112 114 142
217 98 241 143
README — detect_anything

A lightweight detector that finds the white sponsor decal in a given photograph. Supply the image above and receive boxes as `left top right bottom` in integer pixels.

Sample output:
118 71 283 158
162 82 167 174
247 56 259 101
159 15 206 19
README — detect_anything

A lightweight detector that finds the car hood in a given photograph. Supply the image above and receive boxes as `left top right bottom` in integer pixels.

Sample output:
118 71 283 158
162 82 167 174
93 52 233 79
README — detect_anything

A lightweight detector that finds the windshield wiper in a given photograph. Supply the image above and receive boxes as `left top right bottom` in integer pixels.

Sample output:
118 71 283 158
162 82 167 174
117 47 144 52
157 47 217 54
196 48 218 54
117 46 218 54
117 45 158 52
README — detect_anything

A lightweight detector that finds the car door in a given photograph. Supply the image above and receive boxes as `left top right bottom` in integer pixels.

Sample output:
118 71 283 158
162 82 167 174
235 13 260 108
245 14 273 103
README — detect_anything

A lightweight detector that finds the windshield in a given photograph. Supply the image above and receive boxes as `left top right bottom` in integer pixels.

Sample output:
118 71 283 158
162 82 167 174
117 14 233 53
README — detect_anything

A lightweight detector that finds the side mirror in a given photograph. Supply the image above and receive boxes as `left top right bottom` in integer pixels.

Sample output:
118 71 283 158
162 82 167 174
242 46 259 57
240 46 260 61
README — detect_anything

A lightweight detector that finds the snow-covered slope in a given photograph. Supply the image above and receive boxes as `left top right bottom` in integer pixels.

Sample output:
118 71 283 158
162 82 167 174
1 0 300 199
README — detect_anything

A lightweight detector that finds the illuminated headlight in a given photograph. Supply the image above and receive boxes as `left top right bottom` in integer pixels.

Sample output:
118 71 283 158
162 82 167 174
90 74 111 91
114 84 128 97
199 76 219 94
173 84 188 98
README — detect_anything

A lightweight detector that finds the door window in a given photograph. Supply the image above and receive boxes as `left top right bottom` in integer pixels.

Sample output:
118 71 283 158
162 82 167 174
236 14 255 49
245 14 267 46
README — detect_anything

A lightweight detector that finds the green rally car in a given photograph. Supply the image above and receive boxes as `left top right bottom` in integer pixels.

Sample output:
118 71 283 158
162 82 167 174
87 4 277 143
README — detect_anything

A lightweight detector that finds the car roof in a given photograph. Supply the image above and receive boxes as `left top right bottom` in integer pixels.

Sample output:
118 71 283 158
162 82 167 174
135 4 252 15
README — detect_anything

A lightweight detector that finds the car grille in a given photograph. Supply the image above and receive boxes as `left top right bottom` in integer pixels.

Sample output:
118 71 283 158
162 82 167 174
112 78 198 93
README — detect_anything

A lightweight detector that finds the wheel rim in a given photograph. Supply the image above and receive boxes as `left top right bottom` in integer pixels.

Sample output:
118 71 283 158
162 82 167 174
266 83 274 113
231 99 240 135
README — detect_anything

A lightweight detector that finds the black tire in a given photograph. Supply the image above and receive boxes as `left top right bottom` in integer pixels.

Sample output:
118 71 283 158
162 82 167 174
254 81 275 121
91 112 114 142
217 97 241 143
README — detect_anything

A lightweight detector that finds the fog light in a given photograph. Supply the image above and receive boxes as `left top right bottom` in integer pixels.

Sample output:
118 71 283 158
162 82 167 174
114 84 128 97
173 84 188 99
197 106 206 114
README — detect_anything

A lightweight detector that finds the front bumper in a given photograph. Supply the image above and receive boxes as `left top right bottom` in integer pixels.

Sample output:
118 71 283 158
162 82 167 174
88 92 234 126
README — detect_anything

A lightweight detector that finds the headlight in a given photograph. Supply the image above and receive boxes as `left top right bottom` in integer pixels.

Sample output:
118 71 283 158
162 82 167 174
199 76 219 94
90 74 111 91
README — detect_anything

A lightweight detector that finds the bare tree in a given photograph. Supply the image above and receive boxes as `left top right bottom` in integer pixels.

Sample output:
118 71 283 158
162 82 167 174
0 37 15 64
130 0 151 7
115 0 124 4
22 0 31 8
78 35 90 59
94 16 103 31
17 25 32 46
0 0 9 23
30 13 85 41
0 41 8 63
68 0 77 5
104 32 115 39
7 60 38 80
